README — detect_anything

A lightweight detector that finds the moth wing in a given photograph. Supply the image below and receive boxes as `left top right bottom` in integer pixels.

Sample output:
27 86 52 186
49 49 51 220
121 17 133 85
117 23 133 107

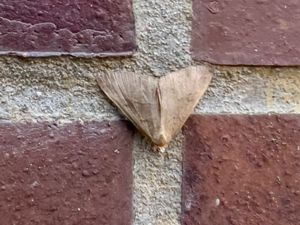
97 72 162 143
159 66 212 143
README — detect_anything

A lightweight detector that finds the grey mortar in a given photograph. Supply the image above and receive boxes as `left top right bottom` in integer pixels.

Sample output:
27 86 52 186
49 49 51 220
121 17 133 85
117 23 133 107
0 0 300 225
198 66 300 114
133 133 183 225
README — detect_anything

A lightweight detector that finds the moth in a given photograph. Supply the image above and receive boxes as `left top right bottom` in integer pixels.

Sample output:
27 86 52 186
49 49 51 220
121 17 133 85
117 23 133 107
97 66 212 151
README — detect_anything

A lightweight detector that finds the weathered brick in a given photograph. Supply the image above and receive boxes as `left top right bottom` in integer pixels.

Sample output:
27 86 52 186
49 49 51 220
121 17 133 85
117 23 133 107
0 121 134 225
0 0 136 56
182 115 300 225
192 0 300 65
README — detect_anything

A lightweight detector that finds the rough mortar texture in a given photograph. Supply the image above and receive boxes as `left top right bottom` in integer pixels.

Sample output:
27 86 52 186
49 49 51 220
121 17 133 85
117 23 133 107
0 0 300 225
198 66 300 114
133 133 183 225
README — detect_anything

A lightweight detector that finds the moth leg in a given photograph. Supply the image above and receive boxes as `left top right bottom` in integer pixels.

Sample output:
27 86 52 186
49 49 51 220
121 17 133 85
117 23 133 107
151 145 167 154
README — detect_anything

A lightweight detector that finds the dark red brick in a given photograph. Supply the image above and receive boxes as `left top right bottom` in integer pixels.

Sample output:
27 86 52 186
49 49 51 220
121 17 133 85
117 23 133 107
192 0 300 65
0 121 134 225
182 115 300 225
0 0 136 57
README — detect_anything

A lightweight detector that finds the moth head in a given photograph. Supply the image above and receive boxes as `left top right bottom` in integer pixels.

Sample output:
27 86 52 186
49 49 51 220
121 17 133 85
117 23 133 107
153 132 170 148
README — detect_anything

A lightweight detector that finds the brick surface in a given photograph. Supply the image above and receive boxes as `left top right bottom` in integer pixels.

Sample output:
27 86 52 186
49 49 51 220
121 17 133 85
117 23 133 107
192 0 300 65
182 115 300 225
0 0 136 56
0 121 134 225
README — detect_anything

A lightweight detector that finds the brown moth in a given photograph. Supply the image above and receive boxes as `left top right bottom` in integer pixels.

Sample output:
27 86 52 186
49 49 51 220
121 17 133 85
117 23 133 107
97 66 212 150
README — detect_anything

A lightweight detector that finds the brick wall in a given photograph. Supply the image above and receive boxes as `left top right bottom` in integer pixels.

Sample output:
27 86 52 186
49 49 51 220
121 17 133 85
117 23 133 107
0 0 299 225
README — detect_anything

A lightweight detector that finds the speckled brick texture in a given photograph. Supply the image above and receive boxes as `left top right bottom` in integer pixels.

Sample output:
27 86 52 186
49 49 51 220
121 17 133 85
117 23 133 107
182 115 300 225
0 121 134 225
0 0 136 56
192 0 300 65
0 0 300 224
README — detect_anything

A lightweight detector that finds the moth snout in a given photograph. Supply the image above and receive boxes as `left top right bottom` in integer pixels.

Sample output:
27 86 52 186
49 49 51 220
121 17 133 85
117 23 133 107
155 133 168 147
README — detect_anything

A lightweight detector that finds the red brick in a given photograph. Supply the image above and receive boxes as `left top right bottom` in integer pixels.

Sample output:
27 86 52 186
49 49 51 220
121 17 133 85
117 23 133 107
0 0 136 56
0 121 134 225
182 115 300 225
192 0 300 65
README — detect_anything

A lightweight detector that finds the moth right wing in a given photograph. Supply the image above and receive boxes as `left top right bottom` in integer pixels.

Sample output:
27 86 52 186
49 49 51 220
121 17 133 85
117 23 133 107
160 66 212 142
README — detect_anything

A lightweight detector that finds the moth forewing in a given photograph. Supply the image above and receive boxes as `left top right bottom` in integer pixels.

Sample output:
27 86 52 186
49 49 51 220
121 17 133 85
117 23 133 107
97 66 212 151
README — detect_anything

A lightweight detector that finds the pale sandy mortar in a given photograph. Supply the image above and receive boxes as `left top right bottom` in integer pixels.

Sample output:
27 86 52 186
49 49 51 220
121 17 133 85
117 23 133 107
0 0 300 224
